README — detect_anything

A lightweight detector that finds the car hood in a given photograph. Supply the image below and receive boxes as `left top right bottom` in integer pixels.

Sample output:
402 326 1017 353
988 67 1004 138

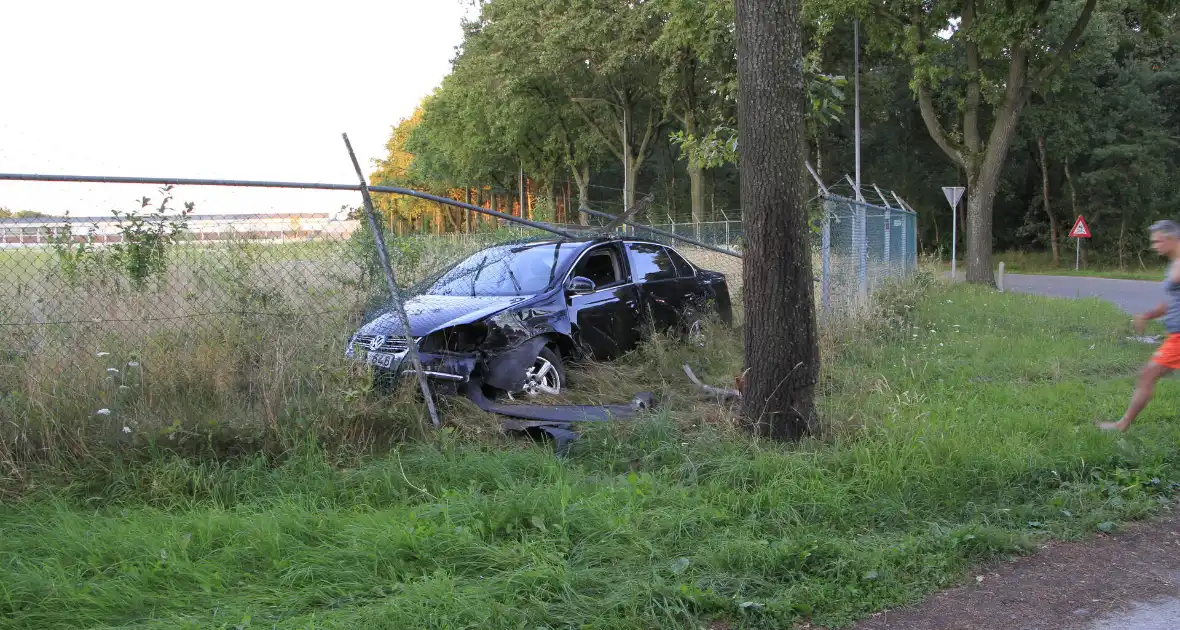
355 294 535 338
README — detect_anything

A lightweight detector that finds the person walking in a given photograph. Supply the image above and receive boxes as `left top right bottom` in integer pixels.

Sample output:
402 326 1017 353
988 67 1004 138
1100 219 1180 432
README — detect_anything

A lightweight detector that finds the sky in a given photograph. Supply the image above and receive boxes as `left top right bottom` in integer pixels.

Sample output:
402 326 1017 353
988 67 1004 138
0 0 472 217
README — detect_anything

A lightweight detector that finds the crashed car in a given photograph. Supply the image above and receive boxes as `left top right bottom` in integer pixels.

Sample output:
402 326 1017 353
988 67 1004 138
345 236 733 397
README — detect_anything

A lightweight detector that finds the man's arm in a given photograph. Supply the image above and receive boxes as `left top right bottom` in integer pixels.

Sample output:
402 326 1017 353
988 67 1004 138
1142 301 1169 321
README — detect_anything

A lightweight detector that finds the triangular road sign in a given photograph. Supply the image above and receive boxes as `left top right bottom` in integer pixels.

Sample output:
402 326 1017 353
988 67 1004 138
1070 215 1092 238
942 186 966 208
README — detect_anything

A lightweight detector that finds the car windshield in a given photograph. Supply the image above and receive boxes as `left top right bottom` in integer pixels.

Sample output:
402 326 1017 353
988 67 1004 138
424 242 582 297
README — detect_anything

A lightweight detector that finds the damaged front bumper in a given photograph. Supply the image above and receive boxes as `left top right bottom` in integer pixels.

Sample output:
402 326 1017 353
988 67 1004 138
346 334 477 387
346 331 556 395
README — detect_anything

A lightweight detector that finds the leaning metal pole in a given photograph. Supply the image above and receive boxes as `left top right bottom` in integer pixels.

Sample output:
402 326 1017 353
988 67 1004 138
342 133 440 429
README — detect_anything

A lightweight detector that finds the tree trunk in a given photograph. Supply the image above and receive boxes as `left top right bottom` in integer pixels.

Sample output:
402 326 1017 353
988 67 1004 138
1119 211 1128 270
1065 161 1079 219
735 0 819 441
687 163 706 223
571 162 592 226
465 188 472 233
1036 136 1060 265
682 110 707 223
965 49 1029 286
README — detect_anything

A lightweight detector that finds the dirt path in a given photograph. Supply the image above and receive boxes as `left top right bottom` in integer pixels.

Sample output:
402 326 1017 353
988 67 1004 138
838 509 1180 629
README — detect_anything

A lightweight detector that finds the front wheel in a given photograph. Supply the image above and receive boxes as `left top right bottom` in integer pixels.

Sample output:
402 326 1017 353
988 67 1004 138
519 346 564 398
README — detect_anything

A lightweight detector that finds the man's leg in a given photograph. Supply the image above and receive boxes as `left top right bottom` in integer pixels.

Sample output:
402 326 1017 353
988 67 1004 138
1100 360 1172 432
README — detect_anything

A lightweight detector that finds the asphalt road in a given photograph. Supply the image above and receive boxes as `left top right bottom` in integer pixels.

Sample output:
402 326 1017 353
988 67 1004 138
951 272 1165 314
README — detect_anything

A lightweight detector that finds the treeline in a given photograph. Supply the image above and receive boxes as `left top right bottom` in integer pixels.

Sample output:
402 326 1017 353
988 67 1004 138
371 0 1179 268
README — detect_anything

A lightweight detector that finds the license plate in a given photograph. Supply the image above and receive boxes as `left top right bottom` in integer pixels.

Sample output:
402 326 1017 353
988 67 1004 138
364 351 397 369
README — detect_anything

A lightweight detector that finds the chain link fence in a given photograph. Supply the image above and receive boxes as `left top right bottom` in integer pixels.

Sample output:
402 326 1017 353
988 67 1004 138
0 172 916 470
816 193 919 314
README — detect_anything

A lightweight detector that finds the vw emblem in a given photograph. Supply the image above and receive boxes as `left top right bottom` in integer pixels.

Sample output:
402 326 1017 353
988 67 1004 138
369 335 386 351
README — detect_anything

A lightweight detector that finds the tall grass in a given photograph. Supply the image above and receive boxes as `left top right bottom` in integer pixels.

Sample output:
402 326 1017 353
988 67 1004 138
0 229 533 486
4 264 1180 628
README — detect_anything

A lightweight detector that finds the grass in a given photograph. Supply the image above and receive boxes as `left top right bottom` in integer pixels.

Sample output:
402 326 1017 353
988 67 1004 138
946 249 1168 281
4 269 1180 629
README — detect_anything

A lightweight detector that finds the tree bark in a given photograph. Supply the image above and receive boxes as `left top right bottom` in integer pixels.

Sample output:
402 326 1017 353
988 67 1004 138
735 0 819 441
1119 211 1128 270
1036 136 1060 265
687 163 706 224
964 46 1030 286
1065 161 1079 220
681 110 707 223
570 162 592 226
465 188 472 233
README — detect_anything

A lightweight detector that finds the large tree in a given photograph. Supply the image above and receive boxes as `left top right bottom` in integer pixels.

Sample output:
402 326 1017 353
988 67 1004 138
807 0 1132 284
736 0 820 439
653 0 738 222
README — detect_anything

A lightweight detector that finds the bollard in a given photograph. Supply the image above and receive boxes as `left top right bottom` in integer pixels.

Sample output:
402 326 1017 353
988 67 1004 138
998 262 1005 293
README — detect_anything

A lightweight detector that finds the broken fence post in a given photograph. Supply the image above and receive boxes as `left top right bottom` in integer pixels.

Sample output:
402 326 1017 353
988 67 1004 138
342 133 440 429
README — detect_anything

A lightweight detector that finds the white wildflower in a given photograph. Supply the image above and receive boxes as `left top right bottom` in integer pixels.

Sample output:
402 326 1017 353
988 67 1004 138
107 368 120 374
96 351 110 358
122 426 131 433
127 361 140 368
96 408 111 416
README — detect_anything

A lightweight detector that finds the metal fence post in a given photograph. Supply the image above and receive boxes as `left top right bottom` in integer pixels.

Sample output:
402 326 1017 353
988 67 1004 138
342 133 440 429
900 208 908 275
856 201 868 299
822 202 831 313
884 205 891 272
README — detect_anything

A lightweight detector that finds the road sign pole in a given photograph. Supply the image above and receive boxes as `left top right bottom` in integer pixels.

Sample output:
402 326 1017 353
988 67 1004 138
951 204 957 279
1069 215 1091 271
942 186 966 280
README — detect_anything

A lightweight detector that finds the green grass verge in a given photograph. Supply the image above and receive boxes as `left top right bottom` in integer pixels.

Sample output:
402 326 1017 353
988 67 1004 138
4 279 1180 629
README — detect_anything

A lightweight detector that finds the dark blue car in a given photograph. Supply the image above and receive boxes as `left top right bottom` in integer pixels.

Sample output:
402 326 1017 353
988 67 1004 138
346 236 733 397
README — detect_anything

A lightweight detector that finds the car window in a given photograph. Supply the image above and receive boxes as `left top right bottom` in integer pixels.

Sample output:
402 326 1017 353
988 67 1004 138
572 245 622 288
626 242 677 283
665 247 696 278
425 242 579 297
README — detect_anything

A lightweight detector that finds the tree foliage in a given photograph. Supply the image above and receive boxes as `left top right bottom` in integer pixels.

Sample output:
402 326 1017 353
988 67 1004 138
375 0 1179 270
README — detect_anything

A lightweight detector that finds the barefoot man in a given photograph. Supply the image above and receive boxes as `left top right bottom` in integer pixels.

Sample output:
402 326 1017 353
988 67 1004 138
1101 219 1180 432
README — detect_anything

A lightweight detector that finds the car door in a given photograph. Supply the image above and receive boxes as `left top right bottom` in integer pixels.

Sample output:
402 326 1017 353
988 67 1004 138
566 243 641 360
625 241 688 332
663 246 709 312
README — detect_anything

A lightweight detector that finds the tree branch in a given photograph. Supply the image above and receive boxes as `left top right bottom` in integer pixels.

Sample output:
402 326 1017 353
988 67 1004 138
632 105 659 174
1029 0 1099 92
571 99 624 162
917 81 966 168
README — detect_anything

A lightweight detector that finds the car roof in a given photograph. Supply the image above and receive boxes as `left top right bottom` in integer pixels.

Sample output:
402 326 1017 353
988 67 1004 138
509 234 677 251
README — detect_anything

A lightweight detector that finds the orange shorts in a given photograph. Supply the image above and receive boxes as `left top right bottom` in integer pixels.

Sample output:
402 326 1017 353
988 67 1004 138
1153 334 1180 369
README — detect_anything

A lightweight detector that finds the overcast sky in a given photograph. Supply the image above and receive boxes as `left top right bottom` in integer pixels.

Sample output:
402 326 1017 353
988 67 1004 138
0 0 470 217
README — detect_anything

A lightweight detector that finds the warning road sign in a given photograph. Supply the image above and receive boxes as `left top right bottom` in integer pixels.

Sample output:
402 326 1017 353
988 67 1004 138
1070 215 1091 238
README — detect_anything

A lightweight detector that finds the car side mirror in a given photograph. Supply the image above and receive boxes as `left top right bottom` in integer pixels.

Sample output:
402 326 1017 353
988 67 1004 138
567 276 596 295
